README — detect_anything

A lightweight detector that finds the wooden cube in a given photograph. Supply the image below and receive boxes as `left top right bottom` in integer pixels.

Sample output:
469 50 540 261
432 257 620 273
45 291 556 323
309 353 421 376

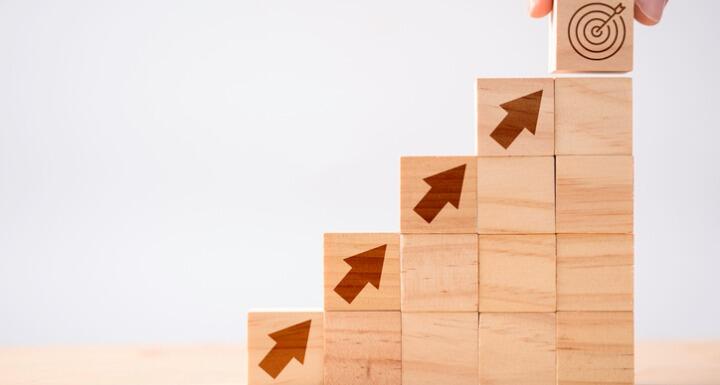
401 234 478 312
402 313 479 385
401 157 477 234
557 312 634 385
555 78 632 155
556 156 633 233
324 233 400 311
477 157 555 234
479 313 556 385
478 235 556 312
324 311 402 385
476 78 554 156
248 311 324 385
557 234 634 311
550 0 633 72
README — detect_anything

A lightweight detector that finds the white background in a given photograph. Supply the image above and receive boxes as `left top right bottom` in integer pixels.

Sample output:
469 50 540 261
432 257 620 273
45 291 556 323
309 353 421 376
1 0 718 345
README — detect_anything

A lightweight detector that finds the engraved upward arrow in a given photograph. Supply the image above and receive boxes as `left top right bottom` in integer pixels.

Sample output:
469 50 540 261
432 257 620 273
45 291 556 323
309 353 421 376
490 90 543 149
333 244 387 304
258 320 312 379
413 164 466 223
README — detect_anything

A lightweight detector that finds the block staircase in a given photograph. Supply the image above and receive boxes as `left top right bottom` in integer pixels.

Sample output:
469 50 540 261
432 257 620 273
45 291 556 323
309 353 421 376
247 1 635 384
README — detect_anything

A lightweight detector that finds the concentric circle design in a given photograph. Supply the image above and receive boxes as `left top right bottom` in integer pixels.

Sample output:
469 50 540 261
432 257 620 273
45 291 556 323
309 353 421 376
568 2 627 61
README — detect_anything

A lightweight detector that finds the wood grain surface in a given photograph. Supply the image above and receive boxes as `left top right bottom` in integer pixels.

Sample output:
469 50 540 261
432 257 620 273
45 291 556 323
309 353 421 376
476 78 555 156
247 311 323 385
555 78 633 155
323 233 400 311
557 311 634 385
556 155 634 234
557 234 634 311
400 156 477 234
477 156 556 234
478 234 557 312
1 341 718 385
323 311 401 385
550 0 634 73
401 234 479 312
479 313 557 385
402 312 478 385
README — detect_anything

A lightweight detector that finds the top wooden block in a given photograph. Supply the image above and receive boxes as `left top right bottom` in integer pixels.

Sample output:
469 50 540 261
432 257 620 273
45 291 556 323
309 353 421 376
550 0 634 73
401 157 477 234
476 78 555 156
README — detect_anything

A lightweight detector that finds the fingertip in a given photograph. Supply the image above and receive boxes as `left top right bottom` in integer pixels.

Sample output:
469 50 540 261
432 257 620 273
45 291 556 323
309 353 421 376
529 0 553 18
634 10 660 26
635 0 668 26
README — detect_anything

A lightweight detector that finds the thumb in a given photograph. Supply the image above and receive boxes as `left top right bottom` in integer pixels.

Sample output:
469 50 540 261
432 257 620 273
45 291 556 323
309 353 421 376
635 0 669 25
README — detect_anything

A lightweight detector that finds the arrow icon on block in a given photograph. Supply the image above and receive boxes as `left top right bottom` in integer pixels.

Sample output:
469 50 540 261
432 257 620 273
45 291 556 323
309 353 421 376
333 244 387 304
258 320 312 379
490 90 544 149
413 164 466 223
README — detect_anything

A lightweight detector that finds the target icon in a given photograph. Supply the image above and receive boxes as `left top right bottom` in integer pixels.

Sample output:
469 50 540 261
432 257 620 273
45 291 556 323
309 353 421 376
568 2 627 61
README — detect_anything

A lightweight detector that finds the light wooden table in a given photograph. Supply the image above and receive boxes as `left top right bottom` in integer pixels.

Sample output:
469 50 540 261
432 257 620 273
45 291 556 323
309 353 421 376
1 341 718 385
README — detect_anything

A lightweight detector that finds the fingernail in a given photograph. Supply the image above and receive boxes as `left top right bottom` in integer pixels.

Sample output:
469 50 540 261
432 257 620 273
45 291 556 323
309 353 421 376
636 0 668 24
529 0 537 13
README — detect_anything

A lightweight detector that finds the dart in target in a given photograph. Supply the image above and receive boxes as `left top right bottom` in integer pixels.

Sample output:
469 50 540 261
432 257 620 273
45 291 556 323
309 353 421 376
568 2 628 61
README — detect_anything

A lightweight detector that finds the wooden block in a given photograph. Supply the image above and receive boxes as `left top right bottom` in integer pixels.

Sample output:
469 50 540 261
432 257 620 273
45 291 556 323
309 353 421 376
478 235 556 312
477 157 555 234
557 312 634 385
402 313 479 385
557 234 634 311
555 78 633 155
401 234 478 312
476 78 554 156
556 156 633 233
401 157 477 234
324 311 402 385
479 313 556 385
247 311 323 385
324 233 400 311
550 0 633 72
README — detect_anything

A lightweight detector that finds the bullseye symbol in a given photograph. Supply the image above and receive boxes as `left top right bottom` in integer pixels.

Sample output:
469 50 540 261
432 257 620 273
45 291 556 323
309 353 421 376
568 2 627 61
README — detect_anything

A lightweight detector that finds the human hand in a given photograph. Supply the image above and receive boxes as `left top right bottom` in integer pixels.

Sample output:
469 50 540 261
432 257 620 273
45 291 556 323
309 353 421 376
529 0 668 25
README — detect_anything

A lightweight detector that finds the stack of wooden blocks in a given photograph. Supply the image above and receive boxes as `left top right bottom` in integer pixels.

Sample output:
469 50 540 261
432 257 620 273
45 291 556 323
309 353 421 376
248 0 635 384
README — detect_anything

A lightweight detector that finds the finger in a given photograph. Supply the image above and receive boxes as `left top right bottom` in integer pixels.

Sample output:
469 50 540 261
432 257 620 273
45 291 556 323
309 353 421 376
529 0 553 18
635 0 668 25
